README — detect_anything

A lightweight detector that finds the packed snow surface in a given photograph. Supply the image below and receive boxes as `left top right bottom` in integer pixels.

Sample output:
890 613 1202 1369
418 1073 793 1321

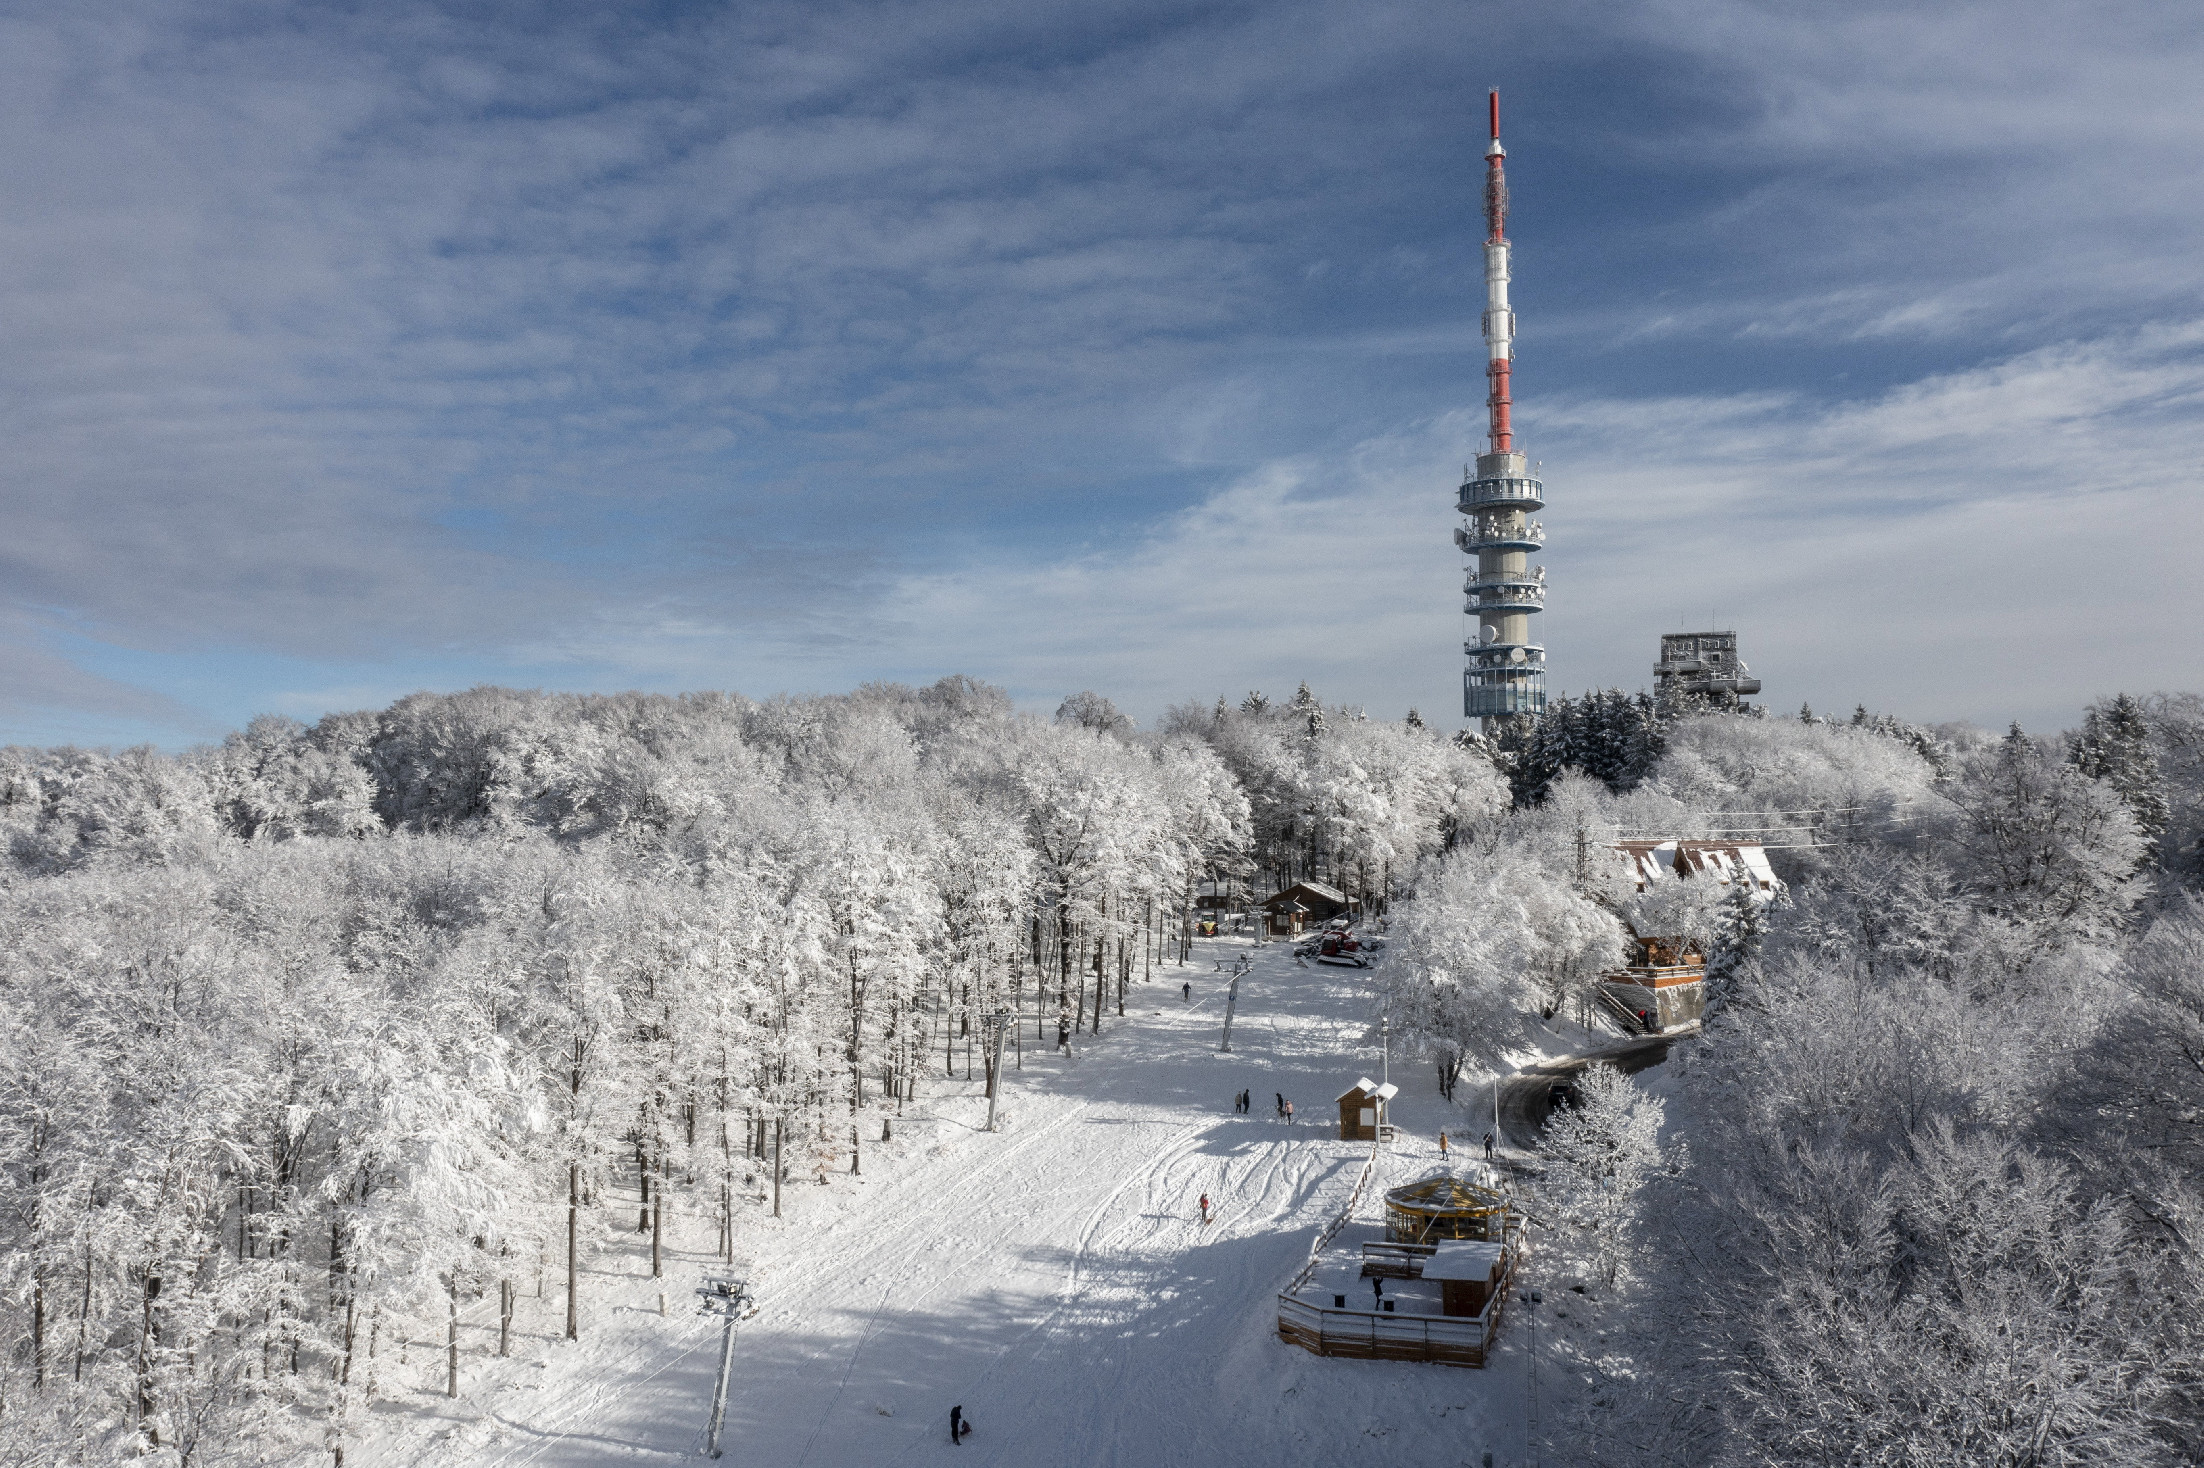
353 937 1568 1467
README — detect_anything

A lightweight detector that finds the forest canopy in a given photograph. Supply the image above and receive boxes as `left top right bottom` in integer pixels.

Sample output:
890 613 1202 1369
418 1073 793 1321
3 680 2200 1466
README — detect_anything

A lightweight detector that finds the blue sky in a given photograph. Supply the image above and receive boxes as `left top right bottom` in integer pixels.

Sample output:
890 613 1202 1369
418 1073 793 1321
4 0 2200 746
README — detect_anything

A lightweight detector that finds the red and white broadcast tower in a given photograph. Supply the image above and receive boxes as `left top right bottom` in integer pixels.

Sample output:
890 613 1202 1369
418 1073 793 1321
1458 90 1547 732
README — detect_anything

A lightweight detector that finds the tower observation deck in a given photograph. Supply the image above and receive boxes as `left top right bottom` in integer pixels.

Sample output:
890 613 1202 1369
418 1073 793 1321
1461 91 1545 731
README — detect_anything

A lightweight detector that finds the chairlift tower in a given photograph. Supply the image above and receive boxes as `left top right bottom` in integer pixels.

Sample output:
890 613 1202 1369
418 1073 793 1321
1459 91 1547 734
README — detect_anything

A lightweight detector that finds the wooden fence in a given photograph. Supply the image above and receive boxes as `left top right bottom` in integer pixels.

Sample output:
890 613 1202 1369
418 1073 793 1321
1283 1138 1382 1296
1276 1235 1516 1369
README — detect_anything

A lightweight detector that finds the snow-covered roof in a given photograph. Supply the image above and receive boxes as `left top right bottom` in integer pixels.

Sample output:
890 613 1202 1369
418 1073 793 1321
1382 1171 1509 1216
1373 1082 1399 1102
1264 880 1348 908
1337 1076 1380 1102
1424 1240 1506 1280
1614 839 1781 896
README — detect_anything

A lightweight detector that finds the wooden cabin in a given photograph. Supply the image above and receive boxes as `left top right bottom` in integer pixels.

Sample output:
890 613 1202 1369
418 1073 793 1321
1262 880 1351 936
1426 1240 1508 1317
1335 1077 1398 1141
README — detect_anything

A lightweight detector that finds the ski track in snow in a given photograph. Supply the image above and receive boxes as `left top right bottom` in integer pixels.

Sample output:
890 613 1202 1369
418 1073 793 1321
351 939 1568 1468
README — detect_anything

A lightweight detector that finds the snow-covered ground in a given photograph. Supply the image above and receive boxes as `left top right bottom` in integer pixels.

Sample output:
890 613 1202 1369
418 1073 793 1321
351 936 1612 1468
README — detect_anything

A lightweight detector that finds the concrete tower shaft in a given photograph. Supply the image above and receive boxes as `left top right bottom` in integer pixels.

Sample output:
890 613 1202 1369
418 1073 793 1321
1461 91 1546 730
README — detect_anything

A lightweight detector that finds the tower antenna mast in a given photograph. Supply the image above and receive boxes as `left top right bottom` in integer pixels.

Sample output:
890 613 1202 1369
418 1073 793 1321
1458 90 1548 734
1484 89 1512 455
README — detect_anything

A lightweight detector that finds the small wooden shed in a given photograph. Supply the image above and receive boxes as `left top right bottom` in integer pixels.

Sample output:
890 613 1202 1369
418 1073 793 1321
1426 1240 1508 1317
1263 881 1350 935
1335 1077 1398 1141
1383 1171 1511 1244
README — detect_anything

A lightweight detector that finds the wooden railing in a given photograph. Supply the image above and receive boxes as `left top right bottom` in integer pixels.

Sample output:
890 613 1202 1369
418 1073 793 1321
1285 1139 1381 1295
1358 1241 1436 1279
1276 1247 1516 1369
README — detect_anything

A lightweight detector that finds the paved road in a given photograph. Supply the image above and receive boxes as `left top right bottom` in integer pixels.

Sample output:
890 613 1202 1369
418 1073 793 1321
1495 1030 1692 1151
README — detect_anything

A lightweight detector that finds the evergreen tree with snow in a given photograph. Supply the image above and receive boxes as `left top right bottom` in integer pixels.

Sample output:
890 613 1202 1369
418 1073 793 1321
2069 692 2168 866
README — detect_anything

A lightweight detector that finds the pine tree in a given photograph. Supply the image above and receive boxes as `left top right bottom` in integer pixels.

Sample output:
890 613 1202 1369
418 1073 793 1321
2069 693 2168 866
1703 880 1773 1019
1240 690 1269 715
1405 708 1426 731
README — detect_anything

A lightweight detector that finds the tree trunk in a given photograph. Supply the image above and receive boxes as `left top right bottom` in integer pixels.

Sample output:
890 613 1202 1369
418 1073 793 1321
446 1276 459 1398
32 1264 46 1389
1092 933 1106 1035
772 1116 783 1219
565 1163 580 1341
73 1238 92 1383
137 1272 160 1445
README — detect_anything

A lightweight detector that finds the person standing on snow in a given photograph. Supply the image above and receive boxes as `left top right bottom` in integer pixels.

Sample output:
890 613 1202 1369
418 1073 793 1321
1483 1132 1495 1159
1439 1131 1449 1156
1199 1193 1211 1224
1181 981 1191 1002
1284 1099 1294 1125
950 1405 964 1444
1275 1092 1284 1118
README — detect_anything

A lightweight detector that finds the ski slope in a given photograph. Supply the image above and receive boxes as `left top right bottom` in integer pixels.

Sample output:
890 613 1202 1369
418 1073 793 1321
352 936 1570 1468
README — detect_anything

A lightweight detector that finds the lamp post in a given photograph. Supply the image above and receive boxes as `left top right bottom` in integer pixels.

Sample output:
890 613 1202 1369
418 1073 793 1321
698 1275 753 1459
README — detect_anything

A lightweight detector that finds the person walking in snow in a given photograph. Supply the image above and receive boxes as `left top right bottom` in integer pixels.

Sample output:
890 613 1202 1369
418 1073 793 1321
1275 1092 1284 1118
1199 1193 1211 1224
950 1405 964 1444
1483 1132 1494 1159
1284 1099 1294 1125
1439 1131 1449 1156
1371 1276 1383 1306
1182 981 1191 1002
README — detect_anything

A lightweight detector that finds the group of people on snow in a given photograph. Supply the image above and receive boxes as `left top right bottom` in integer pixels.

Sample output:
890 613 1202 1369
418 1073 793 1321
1230 1089 1291 1121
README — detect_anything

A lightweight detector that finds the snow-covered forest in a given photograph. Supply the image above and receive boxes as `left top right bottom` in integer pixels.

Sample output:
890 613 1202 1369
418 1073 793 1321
3 679 2201 1465
0 678 1496 1464
1409 692 2204 1466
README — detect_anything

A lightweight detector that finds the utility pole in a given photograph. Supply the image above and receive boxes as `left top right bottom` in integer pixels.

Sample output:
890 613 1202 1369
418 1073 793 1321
698 1275 753 1459
1379 1012 1392 1140
1218 954 1250 1053
984 1010 1012 1133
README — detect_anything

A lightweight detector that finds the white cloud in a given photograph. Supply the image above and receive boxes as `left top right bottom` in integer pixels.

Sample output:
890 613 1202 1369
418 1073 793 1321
866 321 2204 732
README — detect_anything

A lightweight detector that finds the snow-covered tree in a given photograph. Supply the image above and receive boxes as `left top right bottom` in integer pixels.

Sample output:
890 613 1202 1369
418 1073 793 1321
1532 1062 1670 1287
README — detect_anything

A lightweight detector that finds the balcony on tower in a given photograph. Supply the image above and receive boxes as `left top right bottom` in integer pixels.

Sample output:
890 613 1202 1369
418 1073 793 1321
1457 473 1544 516
1454 519 1545 554
1463 641 1546 718
1462 566 1546 614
